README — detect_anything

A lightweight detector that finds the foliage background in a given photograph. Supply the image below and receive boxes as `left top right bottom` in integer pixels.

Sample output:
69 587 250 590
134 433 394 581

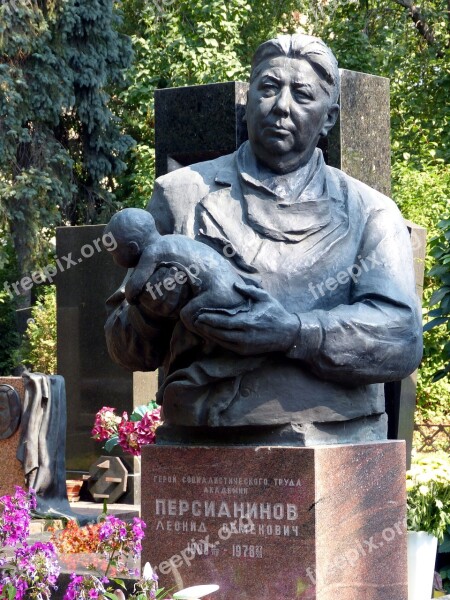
20 286 57 374
0 0 449 420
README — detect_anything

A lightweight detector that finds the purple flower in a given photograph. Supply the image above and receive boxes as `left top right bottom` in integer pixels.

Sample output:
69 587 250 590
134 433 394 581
63 573 107 600
1 540 60 599
0 487 36 547
98 515 146 575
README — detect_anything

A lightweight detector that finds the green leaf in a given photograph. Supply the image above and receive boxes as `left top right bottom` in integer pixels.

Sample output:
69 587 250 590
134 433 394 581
424 317 449 332
130 404 148 421
6 584 16 600
429 265 450 278
432 364 450 382
430 287 450 307
439 536 450 552
442 294 450 315
104 434 119 452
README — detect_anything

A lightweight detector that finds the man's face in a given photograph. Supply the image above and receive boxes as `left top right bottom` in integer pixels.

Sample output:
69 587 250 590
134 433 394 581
245 57 339 173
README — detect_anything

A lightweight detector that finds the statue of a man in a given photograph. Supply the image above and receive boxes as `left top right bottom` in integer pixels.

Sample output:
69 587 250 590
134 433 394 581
105 34 422 445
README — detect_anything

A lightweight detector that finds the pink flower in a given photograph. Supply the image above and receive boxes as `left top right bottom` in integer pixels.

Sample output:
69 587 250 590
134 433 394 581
137 409 161 446
63 573 107 600
118 413 141 456
1 541 60 599
98 515 146 574
92 407 120 441
117 408 161 456
93 404 162 456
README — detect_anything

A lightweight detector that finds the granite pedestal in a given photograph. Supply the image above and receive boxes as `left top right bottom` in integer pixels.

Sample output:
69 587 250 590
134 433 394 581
141 441 407 600
0 377 25 495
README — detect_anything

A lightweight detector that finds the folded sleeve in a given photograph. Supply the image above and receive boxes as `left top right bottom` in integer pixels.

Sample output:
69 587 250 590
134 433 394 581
287 204 423 384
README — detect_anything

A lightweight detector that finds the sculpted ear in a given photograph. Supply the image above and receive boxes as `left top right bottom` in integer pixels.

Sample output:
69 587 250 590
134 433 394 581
320 103 339 138
127 241 140 257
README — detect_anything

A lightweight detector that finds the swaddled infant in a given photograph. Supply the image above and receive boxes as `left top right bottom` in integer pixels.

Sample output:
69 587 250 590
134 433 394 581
104 208 250 329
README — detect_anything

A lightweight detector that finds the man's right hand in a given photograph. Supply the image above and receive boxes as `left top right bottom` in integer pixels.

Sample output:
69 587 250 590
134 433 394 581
135 265 191 320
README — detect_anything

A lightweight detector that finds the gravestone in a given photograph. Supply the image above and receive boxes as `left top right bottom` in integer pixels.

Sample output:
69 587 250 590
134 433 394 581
155 82 248 178
0 377 25 495
323 69 391 196
56 225 158 503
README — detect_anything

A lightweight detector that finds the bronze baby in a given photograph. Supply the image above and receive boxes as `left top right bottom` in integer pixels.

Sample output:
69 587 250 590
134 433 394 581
104 208 251 331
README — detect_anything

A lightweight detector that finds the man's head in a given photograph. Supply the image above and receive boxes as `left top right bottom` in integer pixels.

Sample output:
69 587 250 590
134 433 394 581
104 208 158 268
246 34 340 173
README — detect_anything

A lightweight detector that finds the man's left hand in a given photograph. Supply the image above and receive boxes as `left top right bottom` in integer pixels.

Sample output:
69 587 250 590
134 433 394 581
193 283 300 355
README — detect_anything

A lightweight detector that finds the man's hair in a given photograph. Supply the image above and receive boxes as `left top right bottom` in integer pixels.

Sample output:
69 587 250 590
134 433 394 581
250 34 340 104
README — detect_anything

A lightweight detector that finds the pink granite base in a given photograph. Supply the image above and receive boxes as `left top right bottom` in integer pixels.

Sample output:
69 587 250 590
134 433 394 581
0 378 25 495
141 441 407 600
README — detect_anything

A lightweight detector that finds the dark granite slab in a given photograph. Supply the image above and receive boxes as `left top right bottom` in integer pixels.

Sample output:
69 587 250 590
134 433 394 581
55 220 158 502
155 81 248 177
56 225 132 473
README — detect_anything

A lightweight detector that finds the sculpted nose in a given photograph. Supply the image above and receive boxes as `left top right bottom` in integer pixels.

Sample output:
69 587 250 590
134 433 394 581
273 87 290 117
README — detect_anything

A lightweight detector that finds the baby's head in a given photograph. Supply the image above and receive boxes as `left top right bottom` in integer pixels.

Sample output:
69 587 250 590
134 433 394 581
104 208 159 268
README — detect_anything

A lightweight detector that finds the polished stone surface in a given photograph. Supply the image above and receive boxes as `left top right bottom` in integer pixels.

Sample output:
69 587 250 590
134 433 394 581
56 225 132 472
0 377 25 495
141 442 407 599
386 220 427 466
323 69 391 197
56 225 156 500
155 81 248 177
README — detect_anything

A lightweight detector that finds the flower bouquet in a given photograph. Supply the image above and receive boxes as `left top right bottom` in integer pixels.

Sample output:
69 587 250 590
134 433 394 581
92 402 162 457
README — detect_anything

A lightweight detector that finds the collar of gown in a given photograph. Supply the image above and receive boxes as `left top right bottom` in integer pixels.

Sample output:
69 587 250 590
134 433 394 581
215 141 332 243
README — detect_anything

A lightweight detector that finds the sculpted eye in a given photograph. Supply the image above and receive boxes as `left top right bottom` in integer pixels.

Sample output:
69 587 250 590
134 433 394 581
259 80 279 95
293 88 313 102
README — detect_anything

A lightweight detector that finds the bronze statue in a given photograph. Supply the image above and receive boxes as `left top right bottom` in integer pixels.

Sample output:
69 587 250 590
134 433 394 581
105 34 422 445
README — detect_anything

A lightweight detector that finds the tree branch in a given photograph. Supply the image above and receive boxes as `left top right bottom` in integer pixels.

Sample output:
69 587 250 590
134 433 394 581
392 0 444 56
447 0 450 36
